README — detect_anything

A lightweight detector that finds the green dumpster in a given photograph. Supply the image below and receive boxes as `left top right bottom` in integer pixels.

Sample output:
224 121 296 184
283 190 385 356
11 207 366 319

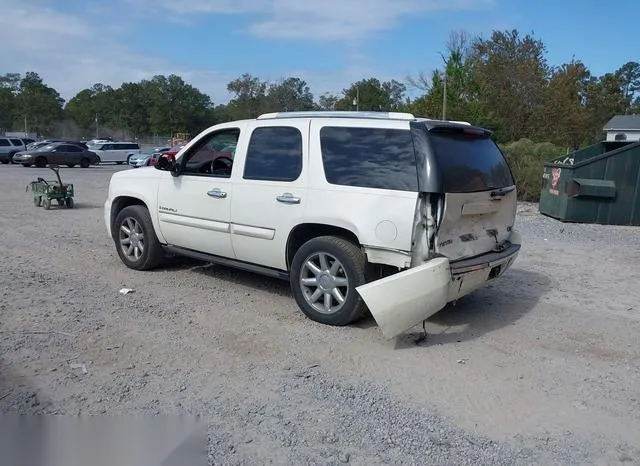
539 140 640 226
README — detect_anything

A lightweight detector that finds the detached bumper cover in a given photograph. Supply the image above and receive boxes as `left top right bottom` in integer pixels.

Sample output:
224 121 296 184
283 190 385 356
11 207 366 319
356 232 521 340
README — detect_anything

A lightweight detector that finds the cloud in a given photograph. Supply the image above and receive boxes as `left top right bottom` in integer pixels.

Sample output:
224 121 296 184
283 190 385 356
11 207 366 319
145 0 495 41
0 0 235 103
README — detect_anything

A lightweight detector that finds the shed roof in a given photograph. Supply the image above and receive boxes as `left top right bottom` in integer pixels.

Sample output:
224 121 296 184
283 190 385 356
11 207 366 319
603 115 640 131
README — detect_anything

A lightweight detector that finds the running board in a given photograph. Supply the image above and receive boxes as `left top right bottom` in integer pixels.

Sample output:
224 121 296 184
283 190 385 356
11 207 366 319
163 245 290 281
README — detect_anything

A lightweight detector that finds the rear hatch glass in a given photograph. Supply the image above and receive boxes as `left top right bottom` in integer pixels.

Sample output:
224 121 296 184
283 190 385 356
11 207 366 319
428 127 514 192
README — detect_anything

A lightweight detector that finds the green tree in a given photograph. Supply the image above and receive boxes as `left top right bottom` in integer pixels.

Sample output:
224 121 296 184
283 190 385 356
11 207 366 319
543 60 592 149
0 73 20 132
14 72 64 136
266 77 315 112
226 73 269 119
317 92 340 110
467 29 550 142
338 78 407 111
615 61 640 109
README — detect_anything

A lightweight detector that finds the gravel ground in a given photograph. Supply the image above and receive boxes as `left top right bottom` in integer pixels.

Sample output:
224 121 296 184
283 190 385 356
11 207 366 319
1 165 639 465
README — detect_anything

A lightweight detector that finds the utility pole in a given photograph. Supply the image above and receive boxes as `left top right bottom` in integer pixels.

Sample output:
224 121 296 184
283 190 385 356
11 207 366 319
95 113 99 138
24 115 27 137
442 71 447 120
438 51 448 121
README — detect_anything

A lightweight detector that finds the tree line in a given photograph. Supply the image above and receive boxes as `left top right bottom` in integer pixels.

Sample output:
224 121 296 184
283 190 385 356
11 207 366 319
1 28 638 151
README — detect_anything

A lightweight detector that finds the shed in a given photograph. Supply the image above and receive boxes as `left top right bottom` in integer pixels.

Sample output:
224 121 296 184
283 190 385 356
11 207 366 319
603 115 640 142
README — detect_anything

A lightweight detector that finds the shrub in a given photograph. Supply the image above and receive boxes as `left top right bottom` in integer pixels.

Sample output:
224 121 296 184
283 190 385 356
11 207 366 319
499 138 567 202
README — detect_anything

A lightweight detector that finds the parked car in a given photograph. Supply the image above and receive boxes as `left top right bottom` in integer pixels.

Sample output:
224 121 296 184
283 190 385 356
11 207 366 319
104 111 521 339
0 137 27 164
89 141 141 164
14 142 100 168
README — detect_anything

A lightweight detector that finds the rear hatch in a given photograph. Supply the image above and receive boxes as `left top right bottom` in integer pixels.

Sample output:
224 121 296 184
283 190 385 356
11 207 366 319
416 123 517 261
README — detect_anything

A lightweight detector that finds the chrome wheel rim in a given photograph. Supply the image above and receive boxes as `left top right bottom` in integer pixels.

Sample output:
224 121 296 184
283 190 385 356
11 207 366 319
119 217 145 261
299 252 349 314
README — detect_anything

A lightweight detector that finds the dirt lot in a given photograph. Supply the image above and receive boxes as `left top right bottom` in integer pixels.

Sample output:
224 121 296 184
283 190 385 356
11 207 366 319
1 164 639 465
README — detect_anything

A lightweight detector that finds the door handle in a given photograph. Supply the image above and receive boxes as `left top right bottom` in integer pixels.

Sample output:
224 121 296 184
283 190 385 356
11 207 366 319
207 188 227 199
276 193 301 204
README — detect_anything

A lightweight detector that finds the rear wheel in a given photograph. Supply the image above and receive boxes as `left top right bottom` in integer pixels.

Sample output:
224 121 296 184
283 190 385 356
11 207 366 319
42 198 52 210
65 198 74 209
80 158 90 168
290 236 368 326
8 152 16 164
35 157 47 168
33 196 42 206
66 164 75 168
21 163 32 167
114 205 164 270
116 161 123 165
1 160 8 165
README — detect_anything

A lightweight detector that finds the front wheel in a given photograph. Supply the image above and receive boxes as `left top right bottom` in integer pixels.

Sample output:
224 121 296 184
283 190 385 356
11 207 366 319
113 205 164 270
80 158 90 168
22 163 32 167
35 157 47 168
290 236 368 326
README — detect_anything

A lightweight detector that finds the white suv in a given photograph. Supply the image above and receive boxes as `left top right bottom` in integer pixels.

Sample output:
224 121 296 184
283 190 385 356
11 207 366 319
104 111 521 339
90 142 141 164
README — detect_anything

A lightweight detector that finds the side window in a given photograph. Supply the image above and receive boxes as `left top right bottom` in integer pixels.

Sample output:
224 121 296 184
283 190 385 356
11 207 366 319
67 145 82 152
10 139 23 146
180 129 240 178
243 126 302 182
319 126 418 192
0 139 10 147
56 145 70 152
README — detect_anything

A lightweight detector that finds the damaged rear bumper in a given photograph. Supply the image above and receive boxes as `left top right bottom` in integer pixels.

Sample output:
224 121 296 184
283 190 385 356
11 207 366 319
356 231 521 340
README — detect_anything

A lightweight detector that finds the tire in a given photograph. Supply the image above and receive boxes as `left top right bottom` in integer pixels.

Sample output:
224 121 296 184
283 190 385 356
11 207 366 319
1 160 8 165
33 196 42 207
65 198 74 209
116 161 123 165
126 155 132 165
42 198 51 210
57 199 64 206
80 158 90 168
8 152 16 164
66 164 75 168
21 163 32 167
35 157 47 168
290 236 368 326
113 205 164 270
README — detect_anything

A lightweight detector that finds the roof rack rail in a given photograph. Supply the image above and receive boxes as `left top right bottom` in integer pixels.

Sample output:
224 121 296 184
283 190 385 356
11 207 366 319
257 111 416 121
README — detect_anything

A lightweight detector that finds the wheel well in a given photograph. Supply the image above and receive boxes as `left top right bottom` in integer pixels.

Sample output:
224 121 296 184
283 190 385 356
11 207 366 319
286 223 360 270
110 196 147 238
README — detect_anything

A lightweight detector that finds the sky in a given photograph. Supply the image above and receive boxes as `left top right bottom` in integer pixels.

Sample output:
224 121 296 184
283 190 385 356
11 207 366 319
1 0 639 105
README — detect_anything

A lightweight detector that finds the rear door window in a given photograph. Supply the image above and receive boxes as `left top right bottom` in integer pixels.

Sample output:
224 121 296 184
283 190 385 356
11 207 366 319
10 139 23 146
319 126 418 192
428 129 514 193
0 139 9 146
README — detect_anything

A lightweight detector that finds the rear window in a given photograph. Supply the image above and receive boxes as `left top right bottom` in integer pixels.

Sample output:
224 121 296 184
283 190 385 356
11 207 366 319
319 126 418 192
428 130 514 192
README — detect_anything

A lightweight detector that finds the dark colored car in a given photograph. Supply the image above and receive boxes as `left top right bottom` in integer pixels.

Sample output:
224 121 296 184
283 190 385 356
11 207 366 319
13 142 100 168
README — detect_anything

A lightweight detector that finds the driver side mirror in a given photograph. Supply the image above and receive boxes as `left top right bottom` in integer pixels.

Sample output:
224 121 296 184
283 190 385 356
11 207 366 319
155 154 180 176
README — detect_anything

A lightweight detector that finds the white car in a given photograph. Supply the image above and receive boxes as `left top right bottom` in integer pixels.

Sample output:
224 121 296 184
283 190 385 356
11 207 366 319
104 111 521 339
89 142 141 165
